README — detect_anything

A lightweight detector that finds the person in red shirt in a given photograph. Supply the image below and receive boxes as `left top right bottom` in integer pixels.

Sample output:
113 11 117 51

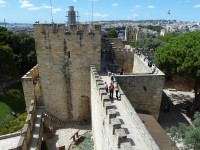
109 83 114 99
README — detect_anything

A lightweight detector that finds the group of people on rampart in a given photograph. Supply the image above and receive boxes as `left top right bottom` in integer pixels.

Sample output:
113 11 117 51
136 48 156 74
104 73 119 100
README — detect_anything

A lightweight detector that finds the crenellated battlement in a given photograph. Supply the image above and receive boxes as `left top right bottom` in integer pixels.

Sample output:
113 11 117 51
90 65 160 150
90 65 133 149
33 24 101 35
22 65 41 110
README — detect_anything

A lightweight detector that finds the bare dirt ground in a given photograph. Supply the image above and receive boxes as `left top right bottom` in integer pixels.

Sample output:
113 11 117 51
158 89 195 149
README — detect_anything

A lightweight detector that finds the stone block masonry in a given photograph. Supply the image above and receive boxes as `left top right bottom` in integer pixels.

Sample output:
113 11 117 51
115 74 165 120
22 65 40 111
34 24 101 122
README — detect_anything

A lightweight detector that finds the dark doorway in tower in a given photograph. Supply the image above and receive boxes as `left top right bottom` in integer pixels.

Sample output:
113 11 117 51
79 95 91 124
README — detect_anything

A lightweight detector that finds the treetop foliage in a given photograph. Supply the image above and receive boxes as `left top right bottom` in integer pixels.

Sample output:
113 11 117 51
0 27 36 77
139 25 164 32
154 31 200 78
105 28 118 38
169 112 200 150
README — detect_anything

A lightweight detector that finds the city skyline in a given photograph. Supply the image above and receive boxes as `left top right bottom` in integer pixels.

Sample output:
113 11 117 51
0 0 200 24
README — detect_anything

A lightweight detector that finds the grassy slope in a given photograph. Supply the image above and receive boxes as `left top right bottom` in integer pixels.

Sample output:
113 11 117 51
0 82 27 135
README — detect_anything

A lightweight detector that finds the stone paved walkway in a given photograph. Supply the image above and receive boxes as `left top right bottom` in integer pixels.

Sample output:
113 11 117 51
44 124 91 150
100 73 153 149
0 135 21 150
28 108 44 150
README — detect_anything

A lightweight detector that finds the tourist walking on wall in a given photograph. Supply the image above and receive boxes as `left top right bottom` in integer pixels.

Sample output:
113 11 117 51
109 83 114 99
120 67 124 75
111 74 114 83
115 84 119 100
104 82 108 93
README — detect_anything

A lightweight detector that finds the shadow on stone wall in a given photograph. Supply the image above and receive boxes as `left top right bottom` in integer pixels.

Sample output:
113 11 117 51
158 92 191 130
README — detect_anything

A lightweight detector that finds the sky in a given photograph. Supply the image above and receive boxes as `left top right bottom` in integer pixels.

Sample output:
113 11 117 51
0 0 200 23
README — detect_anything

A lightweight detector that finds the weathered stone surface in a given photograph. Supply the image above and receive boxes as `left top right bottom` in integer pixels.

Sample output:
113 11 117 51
34 24 101 121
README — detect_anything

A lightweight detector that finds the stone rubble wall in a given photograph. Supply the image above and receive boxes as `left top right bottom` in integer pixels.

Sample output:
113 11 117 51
34 24 101 121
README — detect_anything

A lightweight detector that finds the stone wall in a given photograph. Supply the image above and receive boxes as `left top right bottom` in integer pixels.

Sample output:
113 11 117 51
105 38 126 49
164 75 194 91
90 65 159 150
34 24 101 121
22 65 41 111
133 54 152 74
115 74 164 120
103 40 134 73
11 98 43 150
115 49 134 73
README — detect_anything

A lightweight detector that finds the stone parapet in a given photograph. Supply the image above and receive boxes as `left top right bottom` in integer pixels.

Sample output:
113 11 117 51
90 65 132 149
22 65 41 111
9 97 44 150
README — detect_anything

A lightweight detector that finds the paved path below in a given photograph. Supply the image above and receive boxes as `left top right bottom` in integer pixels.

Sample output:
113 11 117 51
44 124 91 150
0 135 21 150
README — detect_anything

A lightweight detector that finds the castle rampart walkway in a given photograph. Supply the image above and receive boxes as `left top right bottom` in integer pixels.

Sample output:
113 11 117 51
99 73 158 149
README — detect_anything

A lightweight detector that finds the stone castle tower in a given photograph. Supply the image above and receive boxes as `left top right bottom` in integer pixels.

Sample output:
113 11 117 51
34 24 101 122
125 26 138 43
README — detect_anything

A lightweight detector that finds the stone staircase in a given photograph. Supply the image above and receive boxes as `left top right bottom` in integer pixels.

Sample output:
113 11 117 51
43 110 67 126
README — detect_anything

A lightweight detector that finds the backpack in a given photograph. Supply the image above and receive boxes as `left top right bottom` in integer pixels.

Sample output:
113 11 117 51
111 76 114 80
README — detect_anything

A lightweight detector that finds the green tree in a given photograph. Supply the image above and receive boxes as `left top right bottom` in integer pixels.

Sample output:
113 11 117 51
0 44 19 76
169 112 200 150
105 29 118 38
7 32 36 73
154 31 200 109
157 32 179 43
0 26 36 76
136 36 164 50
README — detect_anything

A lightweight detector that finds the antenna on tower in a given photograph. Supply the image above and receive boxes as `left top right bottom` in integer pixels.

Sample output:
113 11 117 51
50 0 54 24
92 0 93 24
76 11 80 30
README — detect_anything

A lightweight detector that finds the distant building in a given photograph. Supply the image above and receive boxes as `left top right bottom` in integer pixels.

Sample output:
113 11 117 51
160 29 166 36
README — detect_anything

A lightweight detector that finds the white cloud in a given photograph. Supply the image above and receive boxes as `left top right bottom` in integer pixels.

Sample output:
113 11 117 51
148 5 155 9
132 14 138 18
130 9 136 12
73 0 77 2
112 3 119 7
42 4 51 9
19 0 40 10
0 0 6 7
194 4 200 8
19 1 63 13
135 5 142 8
0 0 6 4
52 8 62 14
84 12 109 19
126 14 138 20
93 12 109 18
